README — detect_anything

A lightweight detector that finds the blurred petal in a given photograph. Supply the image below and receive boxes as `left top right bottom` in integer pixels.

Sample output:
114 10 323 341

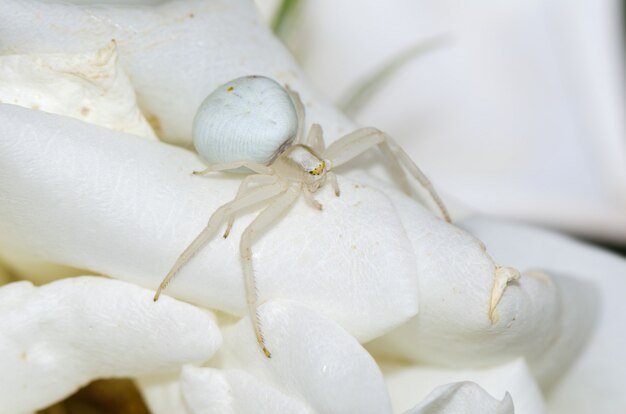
461 217 626 413
0 261 11 286
383 358 544 414
218 300 393 414
526 275 598 388
406 382 514 414
291 0 626 242
0 246 86 286
0 0 352 145
181 366 311 414
0 276 221 413
0 104 418 342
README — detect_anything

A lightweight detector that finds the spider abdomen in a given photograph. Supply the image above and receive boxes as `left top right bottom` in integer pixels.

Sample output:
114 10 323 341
193 76 298 168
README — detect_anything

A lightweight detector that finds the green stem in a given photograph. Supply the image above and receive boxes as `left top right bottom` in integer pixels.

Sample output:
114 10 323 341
272 0 302 37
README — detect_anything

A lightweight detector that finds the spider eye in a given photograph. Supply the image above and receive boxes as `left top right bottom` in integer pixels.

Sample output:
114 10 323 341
309 161 325 176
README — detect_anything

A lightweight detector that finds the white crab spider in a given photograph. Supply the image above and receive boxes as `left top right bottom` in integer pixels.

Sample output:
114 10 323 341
154 75 451 358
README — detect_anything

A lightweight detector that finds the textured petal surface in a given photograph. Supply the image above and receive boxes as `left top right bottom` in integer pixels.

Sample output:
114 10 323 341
0 104 418 342
218 300 393 414
0 276 221 413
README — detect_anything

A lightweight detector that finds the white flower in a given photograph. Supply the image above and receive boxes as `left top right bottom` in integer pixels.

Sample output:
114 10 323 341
0 1 623 413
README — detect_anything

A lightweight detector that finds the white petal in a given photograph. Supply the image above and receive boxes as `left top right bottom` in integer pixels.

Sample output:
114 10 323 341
0 276 221 413
461 217 626 413
367 187 566 372
180 366 311 414
0 0 353 145
525 274 598 387
0 105 418 342
0 41 156 139
383 358 544 414
406 382 514 414
218 300 393 414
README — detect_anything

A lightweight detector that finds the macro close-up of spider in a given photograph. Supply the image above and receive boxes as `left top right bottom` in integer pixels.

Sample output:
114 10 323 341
154 75 451 358
1 1 624 412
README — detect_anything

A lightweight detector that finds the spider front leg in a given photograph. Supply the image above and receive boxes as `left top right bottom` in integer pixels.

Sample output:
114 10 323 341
302 185 323 210
327 171 340 196
286 85 305 144
240 183 301 358
304 123 326 153
323 127 451 222
153 180 287 301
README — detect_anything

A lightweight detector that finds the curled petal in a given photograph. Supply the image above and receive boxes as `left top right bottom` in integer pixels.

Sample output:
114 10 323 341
368 188 572 374
406 382 514 414
0 276 221 413
461 217 626 413
383 358 544 414
218 300 393 414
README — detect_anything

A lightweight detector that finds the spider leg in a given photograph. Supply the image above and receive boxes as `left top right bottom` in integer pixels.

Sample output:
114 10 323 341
193 161 272 176
304 123 326 153
224 174 278 238
387 135 451 223
327 171 340 196
302 184 323 210
323 127 451 223
240 183 301 358
285 85 305 144
153 181 287 301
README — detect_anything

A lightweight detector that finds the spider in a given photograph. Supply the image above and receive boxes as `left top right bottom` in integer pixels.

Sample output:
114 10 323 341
154 77 451 358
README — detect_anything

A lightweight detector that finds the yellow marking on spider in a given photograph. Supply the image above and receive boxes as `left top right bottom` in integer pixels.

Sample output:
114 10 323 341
309 161 325 176
227 86 235 92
